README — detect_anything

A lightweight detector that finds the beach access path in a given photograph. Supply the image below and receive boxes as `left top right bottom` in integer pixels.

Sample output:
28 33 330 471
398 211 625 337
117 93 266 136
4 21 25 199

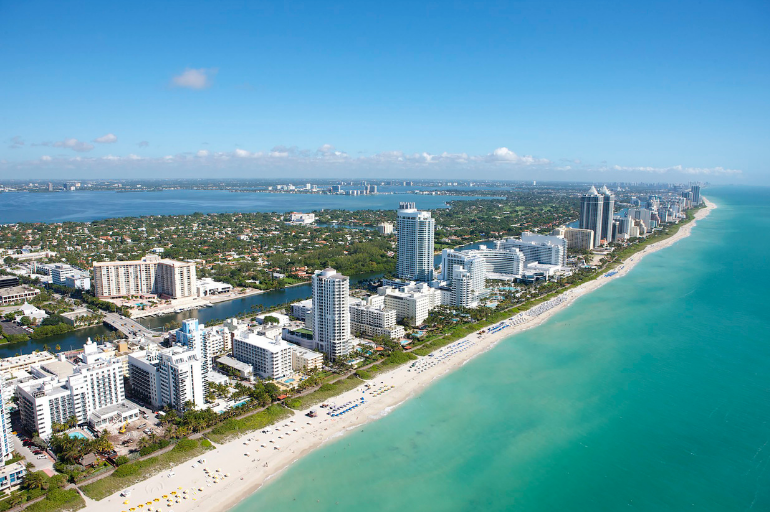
82 200 715 512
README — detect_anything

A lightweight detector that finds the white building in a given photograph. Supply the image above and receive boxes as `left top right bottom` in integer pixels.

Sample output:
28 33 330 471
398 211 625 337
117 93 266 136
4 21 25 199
439 250 488 303
0 379 12 460
0 461 25 492
173 319 211 395
312 268 352 361
290 298 313 321
496 232 566 268
377 281 443 326
15 303 48 324
127 345 205 412
349 298 405 340
0 351 56 378
377 222 393 235
196 277 233 297
451 267 476 308
93 254 197 299
397 202 435 282
17 357 125 438
232 331 293 379
289 212 316 224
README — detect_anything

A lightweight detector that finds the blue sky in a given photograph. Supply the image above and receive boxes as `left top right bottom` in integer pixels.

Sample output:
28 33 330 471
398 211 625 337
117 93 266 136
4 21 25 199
1 1 768 183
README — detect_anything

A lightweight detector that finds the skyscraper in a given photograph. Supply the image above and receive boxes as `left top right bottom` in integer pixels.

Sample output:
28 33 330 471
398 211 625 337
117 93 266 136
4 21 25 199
691 185 701 205
312 268 352 361
579 186 604 248
396 202 435 282
0 379 12 460
599 185 615 243
174 318 210 396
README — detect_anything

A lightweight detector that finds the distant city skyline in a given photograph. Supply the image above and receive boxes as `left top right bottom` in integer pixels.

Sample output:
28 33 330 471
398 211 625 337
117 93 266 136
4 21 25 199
1 1 767 184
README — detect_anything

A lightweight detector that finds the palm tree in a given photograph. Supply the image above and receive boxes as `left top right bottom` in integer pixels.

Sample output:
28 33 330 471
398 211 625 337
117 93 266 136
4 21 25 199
55 344 61 352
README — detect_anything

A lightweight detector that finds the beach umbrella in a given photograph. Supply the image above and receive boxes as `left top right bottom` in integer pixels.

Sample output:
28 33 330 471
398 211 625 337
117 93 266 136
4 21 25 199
154 498 160 502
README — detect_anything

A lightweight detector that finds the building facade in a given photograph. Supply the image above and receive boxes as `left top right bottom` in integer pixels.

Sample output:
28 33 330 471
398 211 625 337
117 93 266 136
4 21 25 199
232 331 293 379
312 268 352 361
396 202 435 282
93 254 196 299
579 186 604 248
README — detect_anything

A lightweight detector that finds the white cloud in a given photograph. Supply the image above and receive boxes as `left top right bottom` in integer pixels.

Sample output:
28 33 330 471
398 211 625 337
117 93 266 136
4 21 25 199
94 133 117 144
487 147 549 164
171 68 217 89
5 144 741 182
52 138 94 152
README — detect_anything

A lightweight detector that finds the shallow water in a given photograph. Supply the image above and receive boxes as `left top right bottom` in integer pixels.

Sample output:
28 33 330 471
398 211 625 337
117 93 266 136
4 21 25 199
233 186 770 511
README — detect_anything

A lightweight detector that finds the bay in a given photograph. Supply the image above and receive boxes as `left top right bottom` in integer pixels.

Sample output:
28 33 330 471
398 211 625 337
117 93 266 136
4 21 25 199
232 186 770 512
0 189 495 223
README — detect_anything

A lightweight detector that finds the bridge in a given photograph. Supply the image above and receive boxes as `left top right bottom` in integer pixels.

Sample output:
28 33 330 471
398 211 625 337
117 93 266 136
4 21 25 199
103 312 161 339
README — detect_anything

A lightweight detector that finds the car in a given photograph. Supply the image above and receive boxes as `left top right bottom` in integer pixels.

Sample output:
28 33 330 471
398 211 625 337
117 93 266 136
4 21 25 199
36 455 47 459
33 450 43 455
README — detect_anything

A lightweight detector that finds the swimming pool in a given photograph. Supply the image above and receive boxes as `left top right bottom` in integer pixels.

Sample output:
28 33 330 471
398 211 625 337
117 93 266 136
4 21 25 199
283 378 295 384
69 432 87 440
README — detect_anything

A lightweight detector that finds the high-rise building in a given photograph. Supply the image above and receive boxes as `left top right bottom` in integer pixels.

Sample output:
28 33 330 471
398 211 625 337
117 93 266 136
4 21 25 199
377 222 393 235
691 185 701 205
579 186 604 248
396 202 435 282
173 319 210 395
0 379 12 460
312 268 352 361
17 358 125 438
599 185 615 243
439 250 487 300
232 331 293 379
563 228 595 252
93 254 196 299
128 345 204 411
451 268 476 308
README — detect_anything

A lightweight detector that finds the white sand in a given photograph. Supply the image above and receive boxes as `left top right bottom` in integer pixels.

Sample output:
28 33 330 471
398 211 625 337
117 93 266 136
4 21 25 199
86 200 715 512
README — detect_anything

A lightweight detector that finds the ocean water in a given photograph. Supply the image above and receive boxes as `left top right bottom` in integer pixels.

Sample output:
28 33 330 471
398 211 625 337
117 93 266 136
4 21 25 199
232 186 770 512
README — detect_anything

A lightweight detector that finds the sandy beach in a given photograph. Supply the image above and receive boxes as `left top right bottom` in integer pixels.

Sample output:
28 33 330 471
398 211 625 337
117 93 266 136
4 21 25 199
84 200 715 512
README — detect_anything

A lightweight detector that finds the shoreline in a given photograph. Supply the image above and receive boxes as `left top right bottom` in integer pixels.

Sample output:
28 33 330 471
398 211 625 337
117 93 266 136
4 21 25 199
84 200 715 512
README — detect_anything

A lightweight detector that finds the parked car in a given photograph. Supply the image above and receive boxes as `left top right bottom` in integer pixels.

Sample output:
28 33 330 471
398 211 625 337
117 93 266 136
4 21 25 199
36 455 47 460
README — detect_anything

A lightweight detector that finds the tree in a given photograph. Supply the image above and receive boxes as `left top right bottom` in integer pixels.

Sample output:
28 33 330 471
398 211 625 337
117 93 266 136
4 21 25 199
262 315 280 325
23 471 47 490
19 316 32 326
55 344 61 351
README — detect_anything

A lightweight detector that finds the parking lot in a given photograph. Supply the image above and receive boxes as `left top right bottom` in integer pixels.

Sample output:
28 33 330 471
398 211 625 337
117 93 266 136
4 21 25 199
11 432 54 472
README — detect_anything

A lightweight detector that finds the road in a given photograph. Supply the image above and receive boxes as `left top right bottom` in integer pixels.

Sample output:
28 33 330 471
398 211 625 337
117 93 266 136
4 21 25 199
102 312 159 339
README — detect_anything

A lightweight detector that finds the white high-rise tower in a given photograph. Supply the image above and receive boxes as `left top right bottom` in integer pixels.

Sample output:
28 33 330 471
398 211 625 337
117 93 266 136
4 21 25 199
312 268 352 361
396 202 435 282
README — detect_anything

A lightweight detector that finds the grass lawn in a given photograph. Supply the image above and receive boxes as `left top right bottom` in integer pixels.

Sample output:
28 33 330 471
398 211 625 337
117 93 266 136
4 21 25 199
80 439 212 501
286 375 364 410
207 405 294 444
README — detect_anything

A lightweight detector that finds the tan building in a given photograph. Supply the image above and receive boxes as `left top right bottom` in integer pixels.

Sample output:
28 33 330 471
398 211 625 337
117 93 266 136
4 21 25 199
93 254 196 299
563 228 595 252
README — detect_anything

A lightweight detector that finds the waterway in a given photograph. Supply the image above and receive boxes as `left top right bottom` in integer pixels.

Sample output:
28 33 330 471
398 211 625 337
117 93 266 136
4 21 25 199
233 186 770 511
0 189 498 224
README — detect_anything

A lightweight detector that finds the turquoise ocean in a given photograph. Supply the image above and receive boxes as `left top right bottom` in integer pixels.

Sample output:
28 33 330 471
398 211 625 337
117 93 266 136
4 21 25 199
232 186 770 512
